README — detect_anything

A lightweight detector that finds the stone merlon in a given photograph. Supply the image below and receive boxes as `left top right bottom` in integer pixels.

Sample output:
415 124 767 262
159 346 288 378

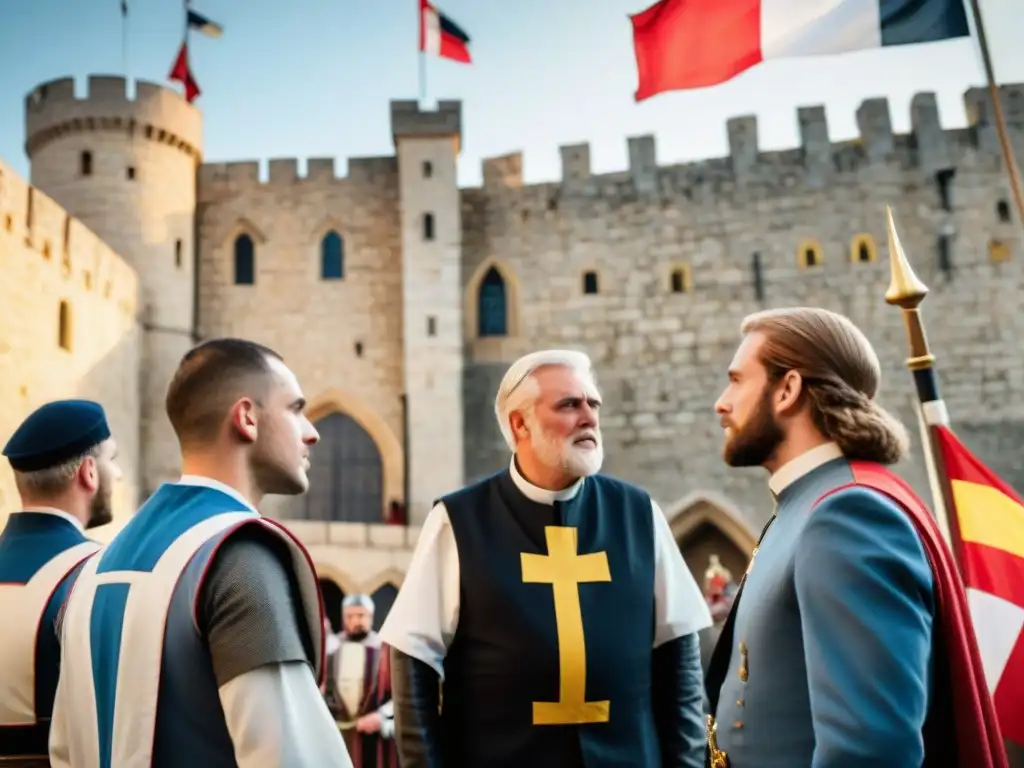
24 75 202 161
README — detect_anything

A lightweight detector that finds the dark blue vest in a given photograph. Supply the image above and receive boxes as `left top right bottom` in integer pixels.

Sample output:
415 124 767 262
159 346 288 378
0 512 95 758
438 470 658 767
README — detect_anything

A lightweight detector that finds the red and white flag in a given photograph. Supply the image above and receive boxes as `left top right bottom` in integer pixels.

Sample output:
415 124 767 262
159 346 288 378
630 0 970 100
419 0 471 64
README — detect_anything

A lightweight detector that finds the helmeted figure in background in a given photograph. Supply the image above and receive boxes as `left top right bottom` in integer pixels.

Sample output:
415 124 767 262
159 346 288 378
0 399 121 768
325 594 397 768
707 307 1007 767
381 349 713 767
48 338 354 767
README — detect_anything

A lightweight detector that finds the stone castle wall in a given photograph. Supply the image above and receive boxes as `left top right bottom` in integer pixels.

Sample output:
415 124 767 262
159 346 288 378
0 157 141 530
6 73 1024 580
460 85 1024 530
195 153 408 520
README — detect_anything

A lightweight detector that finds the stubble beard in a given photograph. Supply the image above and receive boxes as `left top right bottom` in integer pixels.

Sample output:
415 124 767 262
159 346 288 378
723 389 785 469
86 481 113 530
251 425 308 496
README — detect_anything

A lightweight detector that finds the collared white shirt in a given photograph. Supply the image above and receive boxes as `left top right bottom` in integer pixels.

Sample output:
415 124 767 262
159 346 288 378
17 506 85 533
768 442 844 498
379 457 713 678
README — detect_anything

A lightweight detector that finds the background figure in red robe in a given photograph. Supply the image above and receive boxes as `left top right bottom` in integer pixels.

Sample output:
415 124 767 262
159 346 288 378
698 556 736 671
324 594 397 768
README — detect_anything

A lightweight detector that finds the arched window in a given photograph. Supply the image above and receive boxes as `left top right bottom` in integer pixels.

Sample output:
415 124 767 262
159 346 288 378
582 270 599 294
233 234 255 285
797 240 823 268
80 151 92 177
477 266 507 337
423 213 435 241
849 234 877 263
58 300 71 350
321 230 344 279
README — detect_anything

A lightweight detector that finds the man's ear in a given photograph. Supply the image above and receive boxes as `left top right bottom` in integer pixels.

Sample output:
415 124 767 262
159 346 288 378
78 456 99 493
509 411 529 441
230 398 259 443
774 370 804 416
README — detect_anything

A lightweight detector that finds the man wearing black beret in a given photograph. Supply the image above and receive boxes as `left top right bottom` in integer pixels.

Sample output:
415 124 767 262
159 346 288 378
0 399 122 767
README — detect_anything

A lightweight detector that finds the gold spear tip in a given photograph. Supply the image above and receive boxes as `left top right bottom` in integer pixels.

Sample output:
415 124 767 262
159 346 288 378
884 206 929 310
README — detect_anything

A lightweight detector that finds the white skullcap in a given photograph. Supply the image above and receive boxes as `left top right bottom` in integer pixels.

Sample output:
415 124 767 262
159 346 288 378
342 593 375 613
493 349 596 451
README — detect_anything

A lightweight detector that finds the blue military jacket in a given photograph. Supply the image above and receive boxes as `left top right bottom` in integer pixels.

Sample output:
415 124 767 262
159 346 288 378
710 454 937 767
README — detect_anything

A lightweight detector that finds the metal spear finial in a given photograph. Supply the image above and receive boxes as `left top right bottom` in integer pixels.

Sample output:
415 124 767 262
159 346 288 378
883 206 935 370
884 206 930 310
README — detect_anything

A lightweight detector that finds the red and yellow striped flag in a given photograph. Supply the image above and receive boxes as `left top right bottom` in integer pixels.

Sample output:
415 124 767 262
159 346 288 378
935 425 1024 744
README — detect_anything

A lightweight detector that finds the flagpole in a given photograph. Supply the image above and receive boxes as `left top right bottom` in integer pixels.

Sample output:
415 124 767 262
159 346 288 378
121 1 129 78
965 0 1024 232
883 207 965 569
419 52 427 105
417 0 427 106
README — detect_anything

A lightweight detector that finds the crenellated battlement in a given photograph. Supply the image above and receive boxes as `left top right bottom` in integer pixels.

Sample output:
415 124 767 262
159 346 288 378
24 75 202 162
0 157 138 316
197 155 398 200
390 99 462 143
478 84 1024 192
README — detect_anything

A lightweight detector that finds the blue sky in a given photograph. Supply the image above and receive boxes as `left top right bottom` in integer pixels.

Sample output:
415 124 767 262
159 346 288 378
0 0 1021 187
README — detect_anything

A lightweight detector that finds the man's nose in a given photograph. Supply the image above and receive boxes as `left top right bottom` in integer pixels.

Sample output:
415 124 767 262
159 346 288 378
304 424 320 445
580 403 598 425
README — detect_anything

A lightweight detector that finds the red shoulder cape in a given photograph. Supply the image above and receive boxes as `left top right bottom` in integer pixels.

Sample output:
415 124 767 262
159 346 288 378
815 461 1008 768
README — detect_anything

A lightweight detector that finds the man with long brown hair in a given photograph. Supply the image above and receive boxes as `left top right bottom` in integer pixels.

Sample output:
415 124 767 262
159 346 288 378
706 307 1007 767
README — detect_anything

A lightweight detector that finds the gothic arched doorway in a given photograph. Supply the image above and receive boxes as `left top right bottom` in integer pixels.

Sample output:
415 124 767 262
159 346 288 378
370 582 399 632
668 496 758 588
320 577 345 633
291 411 385 523
668 495 758 670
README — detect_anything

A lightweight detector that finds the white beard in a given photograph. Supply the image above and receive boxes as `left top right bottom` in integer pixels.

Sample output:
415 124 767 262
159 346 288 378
529 422 604 478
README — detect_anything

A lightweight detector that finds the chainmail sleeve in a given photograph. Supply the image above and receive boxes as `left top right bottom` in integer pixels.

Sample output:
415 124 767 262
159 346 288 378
197 525 316 688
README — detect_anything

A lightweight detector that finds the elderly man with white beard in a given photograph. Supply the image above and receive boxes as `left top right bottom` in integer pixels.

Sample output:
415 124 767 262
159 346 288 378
379 349 712 768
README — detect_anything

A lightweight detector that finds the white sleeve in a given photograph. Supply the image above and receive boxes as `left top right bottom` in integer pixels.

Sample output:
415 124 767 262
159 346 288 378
218 661 353 768
652 499 714 647
377 502 459 678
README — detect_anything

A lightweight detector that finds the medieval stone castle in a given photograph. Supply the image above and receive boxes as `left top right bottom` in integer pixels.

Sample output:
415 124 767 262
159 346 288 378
1 73 1023 628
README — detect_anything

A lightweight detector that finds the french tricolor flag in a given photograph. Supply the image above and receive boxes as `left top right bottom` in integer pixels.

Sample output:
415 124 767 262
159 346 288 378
419 0 472 64
631 0 971 100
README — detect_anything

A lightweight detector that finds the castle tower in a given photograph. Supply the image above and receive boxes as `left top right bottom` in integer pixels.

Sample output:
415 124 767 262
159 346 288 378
391 100 465 524
24 75 203 496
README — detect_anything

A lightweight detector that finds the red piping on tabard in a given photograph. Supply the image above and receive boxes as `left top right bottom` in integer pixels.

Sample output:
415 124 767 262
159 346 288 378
190 518 328 688
258 517 328 688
